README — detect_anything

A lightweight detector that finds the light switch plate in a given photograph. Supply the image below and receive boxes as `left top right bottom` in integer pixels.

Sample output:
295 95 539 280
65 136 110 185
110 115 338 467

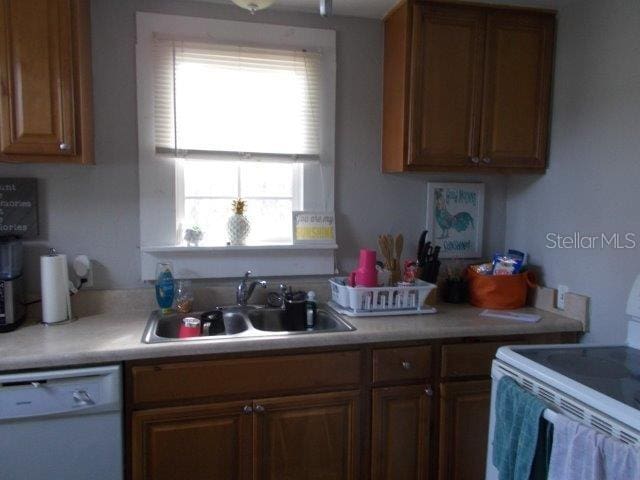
557 285 569 310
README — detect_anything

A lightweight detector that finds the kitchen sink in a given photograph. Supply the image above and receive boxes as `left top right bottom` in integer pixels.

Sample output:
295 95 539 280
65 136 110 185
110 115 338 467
142 305 355 344
153 310 249 339
248 308 352 333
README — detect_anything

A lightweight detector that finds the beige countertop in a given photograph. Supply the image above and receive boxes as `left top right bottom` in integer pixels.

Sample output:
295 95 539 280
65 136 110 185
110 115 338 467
0 303 583 372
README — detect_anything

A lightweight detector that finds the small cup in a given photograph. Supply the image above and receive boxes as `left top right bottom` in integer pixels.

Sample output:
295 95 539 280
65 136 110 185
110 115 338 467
178 317 201 338
200 310 225 336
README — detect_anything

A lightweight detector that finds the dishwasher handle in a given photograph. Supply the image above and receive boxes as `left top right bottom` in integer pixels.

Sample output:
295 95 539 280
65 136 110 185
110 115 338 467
73 390 95 406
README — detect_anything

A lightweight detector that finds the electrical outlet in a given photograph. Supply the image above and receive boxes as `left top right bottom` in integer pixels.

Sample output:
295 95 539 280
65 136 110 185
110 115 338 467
557 285 569 310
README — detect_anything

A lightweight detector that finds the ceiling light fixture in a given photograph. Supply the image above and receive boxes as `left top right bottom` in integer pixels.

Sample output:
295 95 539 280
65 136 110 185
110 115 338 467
231 0 275 14
319 0 332 17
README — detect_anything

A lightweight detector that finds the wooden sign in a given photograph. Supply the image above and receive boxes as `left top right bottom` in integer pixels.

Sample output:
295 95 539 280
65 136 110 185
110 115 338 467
292 211 336 244
0 178 38 239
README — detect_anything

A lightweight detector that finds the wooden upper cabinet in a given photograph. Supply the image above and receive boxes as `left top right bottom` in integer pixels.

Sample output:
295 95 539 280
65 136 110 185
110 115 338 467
409 4 485 168
480 11 555 169
382 1 555 173
254 391 360 480
0 0 93 163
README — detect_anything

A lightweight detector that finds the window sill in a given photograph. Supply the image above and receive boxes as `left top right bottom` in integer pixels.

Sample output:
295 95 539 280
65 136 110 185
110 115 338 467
140 244 337 280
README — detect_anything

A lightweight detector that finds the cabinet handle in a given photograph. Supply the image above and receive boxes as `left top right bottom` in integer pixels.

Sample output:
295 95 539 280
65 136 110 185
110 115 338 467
59 143 71 151
469 156 480 164
254 404 265 413
424 385 434 397
401 361 412 371
482 157 491 164
242 405 253 415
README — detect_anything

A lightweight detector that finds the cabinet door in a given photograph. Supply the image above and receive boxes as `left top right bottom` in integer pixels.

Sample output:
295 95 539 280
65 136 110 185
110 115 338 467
438 380 491 480
371 385 432 480
254 390 360 480
480 11 555 169
131 400 253 480
0 0 76 156
408 4 486 168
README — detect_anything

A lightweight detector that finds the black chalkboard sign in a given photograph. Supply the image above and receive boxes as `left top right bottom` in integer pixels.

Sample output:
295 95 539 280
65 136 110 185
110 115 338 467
0 178 38 239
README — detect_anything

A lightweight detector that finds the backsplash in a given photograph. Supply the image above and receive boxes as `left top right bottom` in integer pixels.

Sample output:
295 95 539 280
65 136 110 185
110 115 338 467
26 277 333 320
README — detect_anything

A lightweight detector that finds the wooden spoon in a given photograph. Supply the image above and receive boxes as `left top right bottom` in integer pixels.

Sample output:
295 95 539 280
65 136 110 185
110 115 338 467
378 235 392 269
395 234 404 264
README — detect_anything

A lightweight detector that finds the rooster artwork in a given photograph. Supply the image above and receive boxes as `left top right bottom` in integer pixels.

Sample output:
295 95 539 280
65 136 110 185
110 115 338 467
427 183 484 258
434 188 474 239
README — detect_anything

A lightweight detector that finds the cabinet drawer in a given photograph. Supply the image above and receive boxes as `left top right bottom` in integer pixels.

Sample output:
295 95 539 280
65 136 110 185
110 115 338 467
131 350 361 406
372 345 432 384
441 342 525 378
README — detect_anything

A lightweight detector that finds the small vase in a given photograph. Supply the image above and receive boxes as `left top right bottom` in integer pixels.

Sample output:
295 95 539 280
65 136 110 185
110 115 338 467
227 214 250 245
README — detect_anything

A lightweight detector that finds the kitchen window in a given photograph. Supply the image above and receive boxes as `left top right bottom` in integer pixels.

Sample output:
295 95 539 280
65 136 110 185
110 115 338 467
180 160 302 245
136 13 336 279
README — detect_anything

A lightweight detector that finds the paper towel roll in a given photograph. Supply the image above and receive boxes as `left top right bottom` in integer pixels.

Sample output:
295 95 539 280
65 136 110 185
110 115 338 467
41 254 72 324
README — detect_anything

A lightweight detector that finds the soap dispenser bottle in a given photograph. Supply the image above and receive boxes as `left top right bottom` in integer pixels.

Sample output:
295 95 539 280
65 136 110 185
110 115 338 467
306 291 317 329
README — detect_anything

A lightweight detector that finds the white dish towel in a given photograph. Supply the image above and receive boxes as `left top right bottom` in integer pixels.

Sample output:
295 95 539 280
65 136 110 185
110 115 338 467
548 414 640 480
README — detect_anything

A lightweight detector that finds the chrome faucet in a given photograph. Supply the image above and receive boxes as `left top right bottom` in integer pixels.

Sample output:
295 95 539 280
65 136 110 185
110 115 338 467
236 271 267 306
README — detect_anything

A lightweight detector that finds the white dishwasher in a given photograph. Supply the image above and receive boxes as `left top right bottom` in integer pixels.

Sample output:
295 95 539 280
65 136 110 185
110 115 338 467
0 364 123 480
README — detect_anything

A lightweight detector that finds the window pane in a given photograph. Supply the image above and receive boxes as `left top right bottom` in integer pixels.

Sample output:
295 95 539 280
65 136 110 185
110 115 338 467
183 198 231 245
184 160 237 197
183 198 293 245
240 162 293 198
246 199 293 244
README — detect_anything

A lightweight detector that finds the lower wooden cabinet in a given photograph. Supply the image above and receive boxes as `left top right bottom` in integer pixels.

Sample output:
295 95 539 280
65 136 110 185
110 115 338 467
131 391 360 480
371 384 432 480
127 335 579 479
438 380 492 480
131 400 253 480
254 391 360 480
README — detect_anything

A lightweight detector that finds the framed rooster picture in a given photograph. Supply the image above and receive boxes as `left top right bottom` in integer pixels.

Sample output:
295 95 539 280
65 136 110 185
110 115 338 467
426 182 484 258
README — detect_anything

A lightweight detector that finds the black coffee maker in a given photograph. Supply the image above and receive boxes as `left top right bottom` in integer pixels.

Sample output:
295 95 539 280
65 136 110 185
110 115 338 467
0 237 25 332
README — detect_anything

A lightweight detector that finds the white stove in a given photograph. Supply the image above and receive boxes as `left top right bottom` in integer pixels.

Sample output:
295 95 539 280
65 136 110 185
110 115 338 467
485 274 640 479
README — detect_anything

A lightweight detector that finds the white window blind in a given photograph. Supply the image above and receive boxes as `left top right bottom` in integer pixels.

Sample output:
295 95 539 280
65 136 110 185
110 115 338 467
153 36 322 159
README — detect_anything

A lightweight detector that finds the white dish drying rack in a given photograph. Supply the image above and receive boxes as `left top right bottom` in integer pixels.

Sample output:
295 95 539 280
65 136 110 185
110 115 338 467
328 277 437 317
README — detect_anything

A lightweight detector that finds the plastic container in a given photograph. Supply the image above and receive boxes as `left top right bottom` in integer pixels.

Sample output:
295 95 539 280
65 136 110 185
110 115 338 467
155 262 175 314
329 277 436 314
175 280 194 313
467 268 536 309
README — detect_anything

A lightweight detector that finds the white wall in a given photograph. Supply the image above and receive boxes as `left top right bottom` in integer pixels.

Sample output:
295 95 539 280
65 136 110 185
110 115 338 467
0 0 508 291
505 0 640 343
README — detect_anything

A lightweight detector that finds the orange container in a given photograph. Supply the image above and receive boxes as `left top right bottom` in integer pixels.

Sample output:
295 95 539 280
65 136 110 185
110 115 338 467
467 268 536 309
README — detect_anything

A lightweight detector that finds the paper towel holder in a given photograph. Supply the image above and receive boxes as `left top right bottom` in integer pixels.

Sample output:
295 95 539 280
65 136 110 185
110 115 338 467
40 250 74 325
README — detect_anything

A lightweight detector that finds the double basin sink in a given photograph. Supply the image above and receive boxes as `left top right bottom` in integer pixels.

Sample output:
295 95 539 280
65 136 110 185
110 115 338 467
143 305 356 344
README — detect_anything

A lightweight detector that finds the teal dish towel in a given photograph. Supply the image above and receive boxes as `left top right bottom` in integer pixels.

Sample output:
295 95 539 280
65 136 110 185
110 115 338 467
492 376 548 480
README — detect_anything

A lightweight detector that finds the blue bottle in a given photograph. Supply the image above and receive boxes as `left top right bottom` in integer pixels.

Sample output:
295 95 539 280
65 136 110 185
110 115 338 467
155 262 175 314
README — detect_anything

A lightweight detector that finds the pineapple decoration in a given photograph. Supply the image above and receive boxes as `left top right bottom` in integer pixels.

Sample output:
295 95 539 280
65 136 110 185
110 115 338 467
227 198 251 245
